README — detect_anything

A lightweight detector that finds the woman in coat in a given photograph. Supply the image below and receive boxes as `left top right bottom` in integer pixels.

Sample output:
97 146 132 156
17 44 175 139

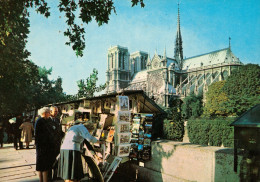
19 118 34 149
57 120 103 182
35 107 53 182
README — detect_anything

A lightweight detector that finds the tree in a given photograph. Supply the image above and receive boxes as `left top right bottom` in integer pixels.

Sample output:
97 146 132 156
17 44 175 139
0 0 37 115
54 77 66 102
77 68 106 98
203 64 260 117
31 67 67 108
181 93 203 119
1 0 145 57
0 1 64 116
221 64 260 116
163 98 184 141
203 81 229 117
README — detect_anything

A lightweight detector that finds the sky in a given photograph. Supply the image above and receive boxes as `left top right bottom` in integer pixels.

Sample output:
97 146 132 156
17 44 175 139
26 0 260 95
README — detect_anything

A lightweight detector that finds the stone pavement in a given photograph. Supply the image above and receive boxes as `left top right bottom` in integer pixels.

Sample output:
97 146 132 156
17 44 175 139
0 143 131 182
0 143 39 182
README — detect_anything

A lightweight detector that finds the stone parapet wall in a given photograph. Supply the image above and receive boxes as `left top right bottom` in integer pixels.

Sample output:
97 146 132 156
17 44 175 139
130 140 242 182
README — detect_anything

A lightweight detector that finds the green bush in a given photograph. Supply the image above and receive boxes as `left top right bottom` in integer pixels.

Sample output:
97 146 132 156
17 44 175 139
187 117 235 147
163 119 184 141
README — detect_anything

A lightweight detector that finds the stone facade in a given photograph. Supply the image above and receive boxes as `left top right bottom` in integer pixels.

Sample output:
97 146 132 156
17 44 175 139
106 5 243 107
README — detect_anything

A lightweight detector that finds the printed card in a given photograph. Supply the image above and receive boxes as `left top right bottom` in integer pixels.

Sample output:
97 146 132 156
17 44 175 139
117 144 131 157
117 111 131 123
117 96 129 111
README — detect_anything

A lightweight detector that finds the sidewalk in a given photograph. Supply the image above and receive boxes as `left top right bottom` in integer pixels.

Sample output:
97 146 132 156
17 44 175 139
0 143 130 182
0 143 39 182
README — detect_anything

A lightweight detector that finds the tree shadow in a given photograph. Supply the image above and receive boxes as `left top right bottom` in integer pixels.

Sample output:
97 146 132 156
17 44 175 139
110 140 176 182
214 148 243 182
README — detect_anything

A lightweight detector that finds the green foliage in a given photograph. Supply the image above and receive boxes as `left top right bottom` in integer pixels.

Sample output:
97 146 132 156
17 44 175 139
208 120 222 146
163 119 184 141
0 1 36 115
181 93 203 119
204 64 260 117
203 81 228 117
186 118 210 145
223 64 260 96
27 66 66 110
221 64 260 116
1 0 145 57
187 117 235 147
163 98 184 141
58 0 145 56
77 68 106 98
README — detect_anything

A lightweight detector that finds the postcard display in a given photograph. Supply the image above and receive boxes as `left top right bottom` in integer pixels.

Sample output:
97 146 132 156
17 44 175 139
130 114 153 161
115 96 132 157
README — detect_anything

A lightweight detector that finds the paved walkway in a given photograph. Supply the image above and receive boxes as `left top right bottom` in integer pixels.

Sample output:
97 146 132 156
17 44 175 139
0 143 39 182
0 143 131 182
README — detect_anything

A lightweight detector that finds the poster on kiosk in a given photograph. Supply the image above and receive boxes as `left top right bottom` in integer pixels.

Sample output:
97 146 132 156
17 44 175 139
115 96 131 157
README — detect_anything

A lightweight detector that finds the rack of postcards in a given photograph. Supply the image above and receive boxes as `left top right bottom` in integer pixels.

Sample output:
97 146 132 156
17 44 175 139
130 114 153 161
114 96 132 157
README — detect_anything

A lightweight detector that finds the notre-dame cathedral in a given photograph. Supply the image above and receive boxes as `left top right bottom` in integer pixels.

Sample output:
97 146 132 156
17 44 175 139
106 5 243 107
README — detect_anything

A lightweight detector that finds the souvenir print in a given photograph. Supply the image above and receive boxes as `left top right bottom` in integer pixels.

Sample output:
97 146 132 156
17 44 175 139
118 96 129 111
117 144 131 157
117 122 130 133
117 111 131 122
117 132 131 145
106 127 115 143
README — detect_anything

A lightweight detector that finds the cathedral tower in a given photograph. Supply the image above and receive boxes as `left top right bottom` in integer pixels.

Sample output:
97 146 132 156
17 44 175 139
106 46 130 93
174 3 184 70
130 51 148 77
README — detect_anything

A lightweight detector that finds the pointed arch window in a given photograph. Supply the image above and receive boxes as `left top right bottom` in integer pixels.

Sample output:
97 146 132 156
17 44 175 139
141 56 145 70
119 52 121 68
122 53 125 70
133 58 137 73
111 54 113 69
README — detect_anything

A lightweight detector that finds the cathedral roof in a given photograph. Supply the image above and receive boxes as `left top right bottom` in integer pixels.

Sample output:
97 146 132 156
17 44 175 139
183 48 241 70
166 57 177 67
131 70 147 83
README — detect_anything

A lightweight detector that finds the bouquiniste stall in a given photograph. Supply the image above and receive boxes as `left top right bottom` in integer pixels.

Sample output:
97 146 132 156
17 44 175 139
49 90 166 181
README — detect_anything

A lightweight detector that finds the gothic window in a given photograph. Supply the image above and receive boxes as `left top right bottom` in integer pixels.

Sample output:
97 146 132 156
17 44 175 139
212 72 219 80
206 73 211 85
142 56 146 70
223 70 228 80
119 52 121 68
198 74 203 86
122 53 125 70
111 54 113 69
141 56 144 70
144 57 147 69
134 58 137 73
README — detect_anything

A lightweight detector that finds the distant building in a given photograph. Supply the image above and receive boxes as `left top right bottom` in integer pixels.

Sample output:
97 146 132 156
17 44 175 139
106 4 242 107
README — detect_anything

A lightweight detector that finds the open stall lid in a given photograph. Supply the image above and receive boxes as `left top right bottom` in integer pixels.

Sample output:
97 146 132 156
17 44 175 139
230 104 260 128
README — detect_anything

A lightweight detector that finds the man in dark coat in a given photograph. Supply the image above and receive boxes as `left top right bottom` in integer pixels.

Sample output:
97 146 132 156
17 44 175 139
13 114 24 150
49 106 64 180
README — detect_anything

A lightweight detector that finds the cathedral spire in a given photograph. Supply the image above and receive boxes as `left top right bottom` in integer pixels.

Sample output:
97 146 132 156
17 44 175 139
163 46 167 59
229 37 231 49
174 3 183 68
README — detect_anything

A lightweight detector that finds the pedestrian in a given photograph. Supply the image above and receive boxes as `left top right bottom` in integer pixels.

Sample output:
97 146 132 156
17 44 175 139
35 107 53 182
19 118 34 149
12 114 24 150
49 106 65 180
57 120 104 182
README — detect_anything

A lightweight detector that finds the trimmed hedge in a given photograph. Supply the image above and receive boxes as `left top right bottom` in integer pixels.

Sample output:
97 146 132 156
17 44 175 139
187 117 235 147
163 119 184 141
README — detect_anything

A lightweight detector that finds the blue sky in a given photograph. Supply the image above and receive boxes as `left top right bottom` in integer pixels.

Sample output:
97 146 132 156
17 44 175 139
26 0 260 95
